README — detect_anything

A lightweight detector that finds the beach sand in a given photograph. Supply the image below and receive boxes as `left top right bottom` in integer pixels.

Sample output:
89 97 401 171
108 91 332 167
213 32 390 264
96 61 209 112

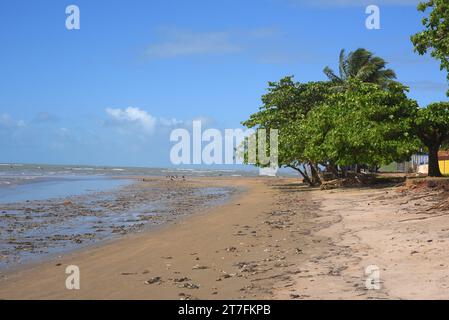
1 177 449 300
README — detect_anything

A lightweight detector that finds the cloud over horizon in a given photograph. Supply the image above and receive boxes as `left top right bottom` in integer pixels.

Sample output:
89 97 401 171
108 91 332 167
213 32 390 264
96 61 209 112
105 107 186 137
0 113 25 129
106 107 158 134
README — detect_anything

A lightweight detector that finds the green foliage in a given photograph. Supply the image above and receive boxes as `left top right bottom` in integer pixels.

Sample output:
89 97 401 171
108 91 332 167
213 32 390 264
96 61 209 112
302 80 420 168
242 77 331 168
414 102 449 176
241 45 449 182
241 74 420 180
411 0 449 95
415 102 449 146
323 48 397 90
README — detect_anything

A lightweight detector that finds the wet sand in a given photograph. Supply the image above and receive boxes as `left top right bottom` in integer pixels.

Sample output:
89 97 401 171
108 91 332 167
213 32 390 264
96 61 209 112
0 177 235 270
1 177 449 299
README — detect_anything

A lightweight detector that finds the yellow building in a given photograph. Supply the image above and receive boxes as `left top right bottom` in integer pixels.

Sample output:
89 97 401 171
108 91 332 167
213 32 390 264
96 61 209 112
439 160 449 175
439 151 449 175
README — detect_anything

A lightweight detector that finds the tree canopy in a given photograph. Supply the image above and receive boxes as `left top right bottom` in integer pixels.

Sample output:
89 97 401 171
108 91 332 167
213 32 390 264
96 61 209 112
302 81 419 169
242 78 331 185
415 102 449 176
411 0 449 95
242 74 421 184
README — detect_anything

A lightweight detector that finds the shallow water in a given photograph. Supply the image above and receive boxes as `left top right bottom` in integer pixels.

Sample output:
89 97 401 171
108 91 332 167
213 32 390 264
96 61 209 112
0 164 241 271
0 163 261 184
0 177 236 271
0 177 131 204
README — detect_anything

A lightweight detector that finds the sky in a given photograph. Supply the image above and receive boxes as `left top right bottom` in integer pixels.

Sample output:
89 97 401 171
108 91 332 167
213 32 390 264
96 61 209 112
0 0 447 167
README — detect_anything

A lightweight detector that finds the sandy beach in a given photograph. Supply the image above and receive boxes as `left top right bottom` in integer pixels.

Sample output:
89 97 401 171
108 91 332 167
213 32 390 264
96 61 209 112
1 176 449 299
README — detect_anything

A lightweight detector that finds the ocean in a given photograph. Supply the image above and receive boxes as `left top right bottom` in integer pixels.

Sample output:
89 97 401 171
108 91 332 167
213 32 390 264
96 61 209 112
0 163 252 270
0 163 261 203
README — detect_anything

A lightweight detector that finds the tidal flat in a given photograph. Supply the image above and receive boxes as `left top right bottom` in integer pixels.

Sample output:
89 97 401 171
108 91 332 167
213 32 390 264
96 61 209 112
0 177 235 270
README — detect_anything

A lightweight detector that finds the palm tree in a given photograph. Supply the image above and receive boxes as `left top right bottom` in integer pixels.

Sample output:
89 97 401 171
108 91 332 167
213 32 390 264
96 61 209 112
323 48 397 89
324 49 398 174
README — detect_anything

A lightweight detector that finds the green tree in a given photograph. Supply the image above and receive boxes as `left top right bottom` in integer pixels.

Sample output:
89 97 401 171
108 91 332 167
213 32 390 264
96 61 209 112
242 78 420 185
415 102 449 177
411 0 449 95
242 77 331 186
302 80 419 172
323 48 397 90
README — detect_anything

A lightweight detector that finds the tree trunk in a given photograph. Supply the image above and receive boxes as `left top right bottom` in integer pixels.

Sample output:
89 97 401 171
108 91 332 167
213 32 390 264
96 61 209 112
327 162 339 179
428 145 443 177
309 162 322 186
288 165 314 186
299 167 313 186
341 166 348 178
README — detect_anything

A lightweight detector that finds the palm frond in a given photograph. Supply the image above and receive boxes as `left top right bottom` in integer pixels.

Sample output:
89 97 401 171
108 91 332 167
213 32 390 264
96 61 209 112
323 66 343 83
338 49 348 80
347 48 372 78
329 48 398 88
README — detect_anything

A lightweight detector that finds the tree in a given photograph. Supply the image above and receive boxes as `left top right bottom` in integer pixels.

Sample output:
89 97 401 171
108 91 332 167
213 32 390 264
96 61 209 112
242 77 331 186
242 77 420 185
415 102 449 177
411 0 449 95
302 80 420 173
323 48 397 90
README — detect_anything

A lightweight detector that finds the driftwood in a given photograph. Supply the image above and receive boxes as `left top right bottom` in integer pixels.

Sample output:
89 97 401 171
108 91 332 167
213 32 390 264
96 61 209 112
320 179 343 190
319 175 365 190
320 174 406 190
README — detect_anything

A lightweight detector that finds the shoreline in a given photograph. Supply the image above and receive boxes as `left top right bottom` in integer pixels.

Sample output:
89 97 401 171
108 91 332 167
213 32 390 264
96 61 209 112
2 177 449 299
0 177 288 299
0 178 242 278
0 176 237 272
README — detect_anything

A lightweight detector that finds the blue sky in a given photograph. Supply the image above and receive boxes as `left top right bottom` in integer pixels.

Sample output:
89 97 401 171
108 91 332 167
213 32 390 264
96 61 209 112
0 0 447 167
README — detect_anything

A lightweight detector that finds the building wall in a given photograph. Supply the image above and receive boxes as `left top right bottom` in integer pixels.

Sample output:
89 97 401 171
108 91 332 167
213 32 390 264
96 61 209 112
411 154 429 166
439 160 449 175
439 151 449 175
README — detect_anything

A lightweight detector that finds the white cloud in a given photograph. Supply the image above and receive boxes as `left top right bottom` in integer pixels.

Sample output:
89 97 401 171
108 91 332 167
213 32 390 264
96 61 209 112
143 27 285 61
144 27 279 59
106 107 157 134
146 29 241 58
0 113 25 129
105 107 185 136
